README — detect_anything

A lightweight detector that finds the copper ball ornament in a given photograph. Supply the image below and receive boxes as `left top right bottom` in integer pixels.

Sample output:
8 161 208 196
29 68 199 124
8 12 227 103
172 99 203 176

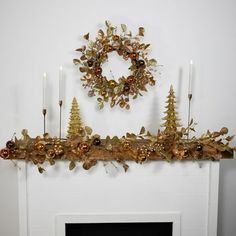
123 83 130 92
79 142 90 153
87 60 93 67
126 75 136 84
94 67 102 76
196 144 203 152
129 52 138 59
0 148 10 158
93 138 101 146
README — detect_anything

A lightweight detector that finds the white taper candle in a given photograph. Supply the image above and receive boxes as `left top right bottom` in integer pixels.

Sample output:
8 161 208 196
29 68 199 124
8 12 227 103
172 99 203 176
188 60 193 95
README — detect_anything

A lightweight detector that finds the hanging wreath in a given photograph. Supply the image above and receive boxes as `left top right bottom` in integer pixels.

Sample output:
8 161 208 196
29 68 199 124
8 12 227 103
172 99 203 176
73 21 157 109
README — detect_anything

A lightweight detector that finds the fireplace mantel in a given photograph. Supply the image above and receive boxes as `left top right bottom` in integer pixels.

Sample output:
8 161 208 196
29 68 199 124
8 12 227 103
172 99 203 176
17 160 220 236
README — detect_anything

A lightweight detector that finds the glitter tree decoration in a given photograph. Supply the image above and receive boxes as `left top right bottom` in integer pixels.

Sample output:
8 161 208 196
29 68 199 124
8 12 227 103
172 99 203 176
161 85 181 133
67 97 83 138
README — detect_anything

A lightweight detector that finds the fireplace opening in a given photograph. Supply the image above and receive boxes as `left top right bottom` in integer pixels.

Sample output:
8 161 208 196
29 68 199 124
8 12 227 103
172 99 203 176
65 222 173 236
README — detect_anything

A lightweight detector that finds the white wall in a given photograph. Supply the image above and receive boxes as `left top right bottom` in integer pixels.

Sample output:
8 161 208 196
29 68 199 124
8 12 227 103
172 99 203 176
0 0 236 235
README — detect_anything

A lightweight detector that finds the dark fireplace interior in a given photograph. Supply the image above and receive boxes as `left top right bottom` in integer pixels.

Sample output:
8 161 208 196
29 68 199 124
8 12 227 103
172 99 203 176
66 222 173 236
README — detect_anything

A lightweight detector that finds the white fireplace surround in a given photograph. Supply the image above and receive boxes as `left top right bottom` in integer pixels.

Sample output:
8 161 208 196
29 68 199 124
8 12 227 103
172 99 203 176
18 161 219 236
56 212 181 236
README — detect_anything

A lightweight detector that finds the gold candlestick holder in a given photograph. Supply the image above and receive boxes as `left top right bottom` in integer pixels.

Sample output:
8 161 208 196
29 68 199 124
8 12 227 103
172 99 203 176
187 93 192 140
59 100 63 139
42 109 47 135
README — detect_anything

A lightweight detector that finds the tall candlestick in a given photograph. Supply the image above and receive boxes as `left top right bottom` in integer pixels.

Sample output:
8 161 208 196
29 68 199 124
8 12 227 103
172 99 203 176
59 66 63 139
42 72 47 135
59 66 63 102
187 60 193 140
42 72 47 109
188 60 193 95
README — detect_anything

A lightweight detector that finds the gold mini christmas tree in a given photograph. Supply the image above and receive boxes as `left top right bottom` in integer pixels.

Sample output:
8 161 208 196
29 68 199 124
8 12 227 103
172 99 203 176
161 85 181 133
67 97 83 138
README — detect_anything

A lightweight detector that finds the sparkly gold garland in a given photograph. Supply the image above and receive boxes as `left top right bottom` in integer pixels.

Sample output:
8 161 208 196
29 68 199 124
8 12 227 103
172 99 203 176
73 21 157 109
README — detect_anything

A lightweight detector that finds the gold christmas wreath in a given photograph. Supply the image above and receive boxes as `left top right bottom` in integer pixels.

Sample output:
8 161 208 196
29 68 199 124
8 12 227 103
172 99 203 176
73 21 157 109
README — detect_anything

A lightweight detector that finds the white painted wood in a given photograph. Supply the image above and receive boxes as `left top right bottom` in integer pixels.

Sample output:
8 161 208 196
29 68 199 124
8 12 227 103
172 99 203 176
207 162 220 236
55 212 181 236
17 161 28 236
17 161 221 236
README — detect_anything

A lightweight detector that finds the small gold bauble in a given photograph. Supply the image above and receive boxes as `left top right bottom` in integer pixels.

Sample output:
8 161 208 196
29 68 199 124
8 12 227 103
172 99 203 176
54 148 64 156
104 44 113 53
47 149 55 158
123 141 131 151
108 80 117 88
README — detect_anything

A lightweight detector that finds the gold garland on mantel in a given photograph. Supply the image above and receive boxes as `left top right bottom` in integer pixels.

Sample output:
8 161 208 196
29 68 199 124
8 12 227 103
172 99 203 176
0 86 234 173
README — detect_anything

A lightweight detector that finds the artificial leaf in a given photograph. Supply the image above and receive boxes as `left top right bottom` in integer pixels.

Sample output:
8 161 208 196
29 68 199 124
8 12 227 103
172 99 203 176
85 126 93 135
105 20 112 28
98 102 104 109
139 126 146 135
69 161 76 170
121 24 127 32
83 33 89 40
98 29 105 38
48 159 55 166
226 135 235 142
38 166 45 174
138 27 145 36
147 59 157 67
122 163 129 172
79 67 87 73
73 59 81 65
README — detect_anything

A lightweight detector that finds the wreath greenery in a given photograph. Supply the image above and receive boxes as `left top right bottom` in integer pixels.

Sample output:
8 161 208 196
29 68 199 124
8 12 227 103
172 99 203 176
73 21 157 109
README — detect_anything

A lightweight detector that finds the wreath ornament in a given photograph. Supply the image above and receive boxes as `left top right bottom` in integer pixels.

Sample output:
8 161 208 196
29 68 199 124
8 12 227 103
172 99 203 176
73 21 157 109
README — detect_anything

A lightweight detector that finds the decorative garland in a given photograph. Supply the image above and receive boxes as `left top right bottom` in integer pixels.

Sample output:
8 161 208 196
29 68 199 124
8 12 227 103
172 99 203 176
0 126 234 173
0 87 235 174
73 21 157 109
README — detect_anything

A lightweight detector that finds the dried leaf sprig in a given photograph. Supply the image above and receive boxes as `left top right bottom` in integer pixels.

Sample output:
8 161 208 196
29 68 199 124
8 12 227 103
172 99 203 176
73 21 157 109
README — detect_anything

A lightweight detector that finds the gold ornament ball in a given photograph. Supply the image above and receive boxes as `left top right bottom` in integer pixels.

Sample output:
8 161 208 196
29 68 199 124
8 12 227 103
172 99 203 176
104 44 113 53
108 80 117 88
220 127 228 135
35 142 45 151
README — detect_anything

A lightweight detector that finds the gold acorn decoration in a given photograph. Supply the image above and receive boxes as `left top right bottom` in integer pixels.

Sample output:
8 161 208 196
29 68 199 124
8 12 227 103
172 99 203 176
67 97 83 138
161 85 181 133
